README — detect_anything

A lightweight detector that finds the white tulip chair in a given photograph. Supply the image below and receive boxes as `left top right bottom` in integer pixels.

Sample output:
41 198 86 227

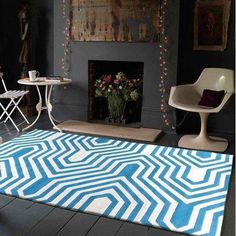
169 68 234 152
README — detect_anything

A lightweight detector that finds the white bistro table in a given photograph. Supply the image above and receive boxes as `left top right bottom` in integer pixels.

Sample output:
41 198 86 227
18 78 72 132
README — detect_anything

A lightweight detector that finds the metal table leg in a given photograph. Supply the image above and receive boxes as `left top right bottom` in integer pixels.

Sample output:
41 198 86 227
22 85 62 132
46 85 62 132
22 85 42 131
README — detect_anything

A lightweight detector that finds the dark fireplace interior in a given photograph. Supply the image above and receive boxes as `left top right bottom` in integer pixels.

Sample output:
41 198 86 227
88 60 144 125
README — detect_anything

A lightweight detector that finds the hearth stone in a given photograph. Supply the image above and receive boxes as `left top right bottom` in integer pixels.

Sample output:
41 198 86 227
105 117 128 124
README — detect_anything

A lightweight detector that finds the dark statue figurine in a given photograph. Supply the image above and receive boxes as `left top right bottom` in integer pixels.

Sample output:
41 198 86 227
18 3 36 117
18 3 31 78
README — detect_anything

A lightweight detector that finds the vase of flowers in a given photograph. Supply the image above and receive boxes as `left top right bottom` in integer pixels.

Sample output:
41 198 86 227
94 72 142 120
107 95 126 120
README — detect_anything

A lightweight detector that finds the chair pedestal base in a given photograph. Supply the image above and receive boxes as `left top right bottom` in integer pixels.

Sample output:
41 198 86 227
178 135 228 152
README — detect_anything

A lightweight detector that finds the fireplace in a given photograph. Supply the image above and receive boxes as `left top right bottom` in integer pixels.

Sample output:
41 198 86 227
88 60 144 125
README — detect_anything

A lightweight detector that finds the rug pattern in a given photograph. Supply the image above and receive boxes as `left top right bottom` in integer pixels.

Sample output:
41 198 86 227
0 130 233 236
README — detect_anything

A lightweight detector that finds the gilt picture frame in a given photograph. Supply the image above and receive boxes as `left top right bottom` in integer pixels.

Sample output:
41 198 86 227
194 0 231 51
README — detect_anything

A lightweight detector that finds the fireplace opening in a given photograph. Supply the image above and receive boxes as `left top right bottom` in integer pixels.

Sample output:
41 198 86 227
88 60 144 126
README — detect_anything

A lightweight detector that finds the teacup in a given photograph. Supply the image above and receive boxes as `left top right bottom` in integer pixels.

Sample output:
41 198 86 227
29 70 40 81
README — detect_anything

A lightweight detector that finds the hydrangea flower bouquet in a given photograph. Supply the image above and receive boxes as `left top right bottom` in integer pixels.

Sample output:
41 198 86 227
94 72 142 120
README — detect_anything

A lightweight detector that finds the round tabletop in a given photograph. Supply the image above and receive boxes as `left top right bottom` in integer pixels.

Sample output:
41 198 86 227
17 78 72 86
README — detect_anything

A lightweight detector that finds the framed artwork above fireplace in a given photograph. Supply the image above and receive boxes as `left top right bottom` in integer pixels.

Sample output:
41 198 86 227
70 0 160 42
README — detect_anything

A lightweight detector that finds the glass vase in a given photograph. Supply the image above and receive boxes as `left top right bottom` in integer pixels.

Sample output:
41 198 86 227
107 95 126 120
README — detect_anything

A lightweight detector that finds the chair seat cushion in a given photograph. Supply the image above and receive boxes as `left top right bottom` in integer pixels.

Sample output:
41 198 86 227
198 89 225 108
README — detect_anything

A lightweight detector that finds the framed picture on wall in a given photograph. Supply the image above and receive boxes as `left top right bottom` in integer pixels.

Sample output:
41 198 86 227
70 0 160 42
194 0 231 51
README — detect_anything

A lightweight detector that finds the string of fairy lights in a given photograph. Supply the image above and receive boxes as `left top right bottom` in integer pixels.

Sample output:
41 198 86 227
61 0 175 129
159 0 175 130
61 0 71 77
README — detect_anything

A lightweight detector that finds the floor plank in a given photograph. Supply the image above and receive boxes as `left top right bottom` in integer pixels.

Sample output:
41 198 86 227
0 198 33 211
0 202 53 236
0 198 35 236
86 217 123 236
116 222 149 236
0 195 15 209
26 207 75 236
56 212 99 236
20 203 54 235
148 227 188 236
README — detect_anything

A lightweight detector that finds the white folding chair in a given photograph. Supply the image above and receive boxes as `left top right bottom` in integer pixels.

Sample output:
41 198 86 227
0 72 30 132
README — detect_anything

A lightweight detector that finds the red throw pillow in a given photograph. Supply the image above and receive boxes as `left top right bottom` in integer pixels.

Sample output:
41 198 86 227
198 89 225 108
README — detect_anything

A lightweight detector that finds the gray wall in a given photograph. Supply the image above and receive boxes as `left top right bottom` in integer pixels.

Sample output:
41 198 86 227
0 0 22 89
53 0 180 131
177 0 235 134
35 0 54 76
0 0 54 86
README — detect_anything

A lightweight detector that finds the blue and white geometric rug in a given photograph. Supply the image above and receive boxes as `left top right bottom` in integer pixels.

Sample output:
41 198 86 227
0 130 233 236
